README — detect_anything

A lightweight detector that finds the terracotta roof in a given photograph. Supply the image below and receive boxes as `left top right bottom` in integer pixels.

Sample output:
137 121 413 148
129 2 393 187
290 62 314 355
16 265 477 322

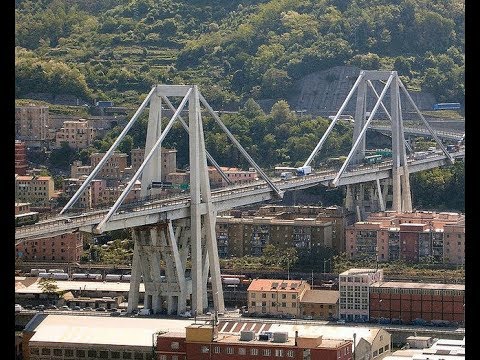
300 290 339 304
247 279 307 292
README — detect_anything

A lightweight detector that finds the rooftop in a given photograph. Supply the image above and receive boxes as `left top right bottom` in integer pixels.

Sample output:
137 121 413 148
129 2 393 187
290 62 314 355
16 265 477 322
300 290 339 304
247 279 308 292
370 281 464 291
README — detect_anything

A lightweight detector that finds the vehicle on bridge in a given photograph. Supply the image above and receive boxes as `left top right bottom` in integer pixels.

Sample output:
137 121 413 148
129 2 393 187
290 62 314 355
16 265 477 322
363 154 383 165
432 102 461 110
280 171 293 180
324 156 347 168
15 212 40 227
296 166 312 176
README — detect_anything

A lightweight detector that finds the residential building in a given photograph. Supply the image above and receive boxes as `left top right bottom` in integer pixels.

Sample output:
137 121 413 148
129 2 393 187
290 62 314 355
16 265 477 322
15 140 28 175
15 105 49 141
369 281 465 326
338 268 384 322
15 202 31 215
130 147 177 181
216 206 338 258
62 178 91 209
345 211 465 265
90 152 128 181
209 166 257 187
15 233 83 262
70 160 92 178
247 279 310 318
55 119 96 149
15 175 55 207
299 290 339 320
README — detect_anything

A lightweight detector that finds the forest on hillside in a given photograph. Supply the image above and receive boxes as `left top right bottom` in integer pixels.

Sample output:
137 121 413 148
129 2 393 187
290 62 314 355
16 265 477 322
15 0 464 107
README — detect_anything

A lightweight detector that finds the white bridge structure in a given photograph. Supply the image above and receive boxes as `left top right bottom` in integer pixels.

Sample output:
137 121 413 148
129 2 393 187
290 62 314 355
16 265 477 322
15 71 464 317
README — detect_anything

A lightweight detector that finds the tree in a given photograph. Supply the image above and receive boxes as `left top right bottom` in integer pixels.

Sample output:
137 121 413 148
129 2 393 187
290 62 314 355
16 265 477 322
38 278 59 295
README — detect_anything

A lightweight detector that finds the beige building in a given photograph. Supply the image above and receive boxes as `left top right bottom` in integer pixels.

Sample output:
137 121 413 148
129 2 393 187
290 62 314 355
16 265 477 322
209 166 257 187
338 268 384 323
15 105 49 141
55 119 96 149
247 279 310 318
215 205 341 258
15 175 54 206
90 152 128 180
70 160 92 179
130 147 177 181
299 289 339 320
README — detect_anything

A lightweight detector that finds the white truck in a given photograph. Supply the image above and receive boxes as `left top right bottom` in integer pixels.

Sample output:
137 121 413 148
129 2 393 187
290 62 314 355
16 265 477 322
296 165 312 176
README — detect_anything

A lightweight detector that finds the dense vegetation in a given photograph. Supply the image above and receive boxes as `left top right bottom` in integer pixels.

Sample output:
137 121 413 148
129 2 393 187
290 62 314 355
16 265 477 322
15 0 464 107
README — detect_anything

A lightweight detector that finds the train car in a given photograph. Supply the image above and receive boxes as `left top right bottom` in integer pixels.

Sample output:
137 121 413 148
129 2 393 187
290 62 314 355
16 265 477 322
121 274 131 281
88 273 103 281
38 272 52 279
374 148 392 158
30 269 47 277
51 273 69 280
105 274 122 281
432 102 460 110
15 212 40 227
48 269 65 273
222 277 241 285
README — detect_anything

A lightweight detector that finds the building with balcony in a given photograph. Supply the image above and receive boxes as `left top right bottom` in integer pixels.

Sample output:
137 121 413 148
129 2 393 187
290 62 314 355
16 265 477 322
215 206 340 258
130 147 177 181
15 175 54 207
15 105 50 142
55 119 96 149
90 152 128 181
345 211 465 265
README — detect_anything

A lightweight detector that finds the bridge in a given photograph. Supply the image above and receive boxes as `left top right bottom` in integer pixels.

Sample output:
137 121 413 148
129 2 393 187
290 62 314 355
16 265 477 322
15 71 464 318
369 124 464 141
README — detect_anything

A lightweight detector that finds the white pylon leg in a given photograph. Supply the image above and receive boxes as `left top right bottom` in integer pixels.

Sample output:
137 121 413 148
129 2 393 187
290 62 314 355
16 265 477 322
127 230 141 313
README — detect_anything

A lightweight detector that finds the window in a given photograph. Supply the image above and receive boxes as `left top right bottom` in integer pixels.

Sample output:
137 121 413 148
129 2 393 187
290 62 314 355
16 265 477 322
76 349 86 358
262 293 266 298
252 301 256 306
99 350 109 358
214 346 221 354
159 356 167 360
263 349 272 356
111 351 120 359
53 349 63 356
201 346 210 353
282 302 286 307
292 294 296 299
30 348 39 355
251 348 259 356
171 342 179 350
282 294 287 299
238 348 246 355
87 350 97 357
134 352 144 359
287 350 295 357
41 348 51 355
275 349 284 356
123 352 132 359
226 347 234 354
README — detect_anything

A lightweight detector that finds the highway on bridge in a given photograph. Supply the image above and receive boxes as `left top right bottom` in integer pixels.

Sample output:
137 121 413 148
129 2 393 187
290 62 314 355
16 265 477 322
15 150 464 243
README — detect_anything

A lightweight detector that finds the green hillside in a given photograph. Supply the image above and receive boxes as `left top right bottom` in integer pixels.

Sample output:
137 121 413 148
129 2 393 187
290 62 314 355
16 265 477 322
15 0 464 107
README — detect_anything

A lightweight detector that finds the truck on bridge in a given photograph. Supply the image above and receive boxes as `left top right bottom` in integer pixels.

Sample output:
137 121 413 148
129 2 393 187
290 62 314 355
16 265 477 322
296 166 312 176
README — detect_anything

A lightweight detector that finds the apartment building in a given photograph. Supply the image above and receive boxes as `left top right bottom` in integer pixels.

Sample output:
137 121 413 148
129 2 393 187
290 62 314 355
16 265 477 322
15 105 49 141
338 268 384 322
70 160 92 178
55 119 96 149
15 140 28 175
247 279 310 318
370 281 465 326
130 147 177 181
15 232 83 262
90 152 128 180
215 205 347 258
15 175 55 207
209 167 257 187
345 211 465 265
